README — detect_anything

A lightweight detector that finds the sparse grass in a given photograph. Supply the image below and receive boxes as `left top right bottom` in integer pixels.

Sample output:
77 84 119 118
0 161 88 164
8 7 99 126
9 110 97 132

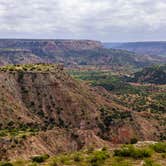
4 143 166 166
0 63 62 72
111 160 132 166
27 163 38 166
12 160 28 166
0 127 39 138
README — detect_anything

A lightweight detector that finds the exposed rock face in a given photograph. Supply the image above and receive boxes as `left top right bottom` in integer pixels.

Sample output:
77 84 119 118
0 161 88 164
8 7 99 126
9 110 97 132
0 64 165 160
0 48 44 65
0 39 102 50
0 39 102 66
0 39 165 68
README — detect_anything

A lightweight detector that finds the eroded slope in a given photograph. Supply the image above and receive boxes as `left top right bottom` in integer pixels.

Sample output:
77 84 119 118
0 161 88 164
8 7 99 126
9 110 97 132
0 64 165 160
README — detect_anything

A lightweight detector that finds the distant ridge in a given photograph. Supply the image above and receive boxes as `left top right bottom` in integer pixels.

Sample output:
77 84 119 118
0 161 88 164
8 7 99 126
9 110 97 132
103 41 166 57
0 39 165 68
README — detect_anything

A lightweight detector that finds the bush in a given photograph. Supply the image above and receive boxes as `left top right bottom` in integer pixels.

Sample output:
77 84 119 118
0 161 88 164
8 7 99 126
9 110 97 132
31 154 49 163
87 146 95 154
0 131 7 137
151 142 166 153
49 159 58 166
21 134 27 139
114 145 152 159
161 153 166 158
143 159 161 166
130 138 138 144
73 153 82 162
0 162 13 166
89 149 109 166
59 155 71 165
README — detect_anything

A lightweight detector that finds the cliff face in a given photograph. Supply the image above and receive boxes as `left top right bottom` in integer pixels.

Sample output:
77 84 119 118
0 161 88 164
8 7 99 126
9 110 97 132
0 64 165 160
0 48 44 66
0 39 102 66
0 39 102 51
0 39 165 68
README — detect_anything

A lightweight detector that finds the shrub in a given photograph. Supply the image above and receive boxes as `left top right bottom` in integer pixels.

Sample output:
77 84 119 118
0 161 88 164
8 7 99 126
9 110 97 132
31 154 49 163
49 159 58 166
0 130 7 137
73 153 82 162
130 138 138 144
59 155 71 164
87 146 95 154
161 153 166 158
151 142 166 153
0 162 13 166
143 159 161 166
21 134 27 139
89 149 109 166
17 71 24 82
114 145 152 159
102 147 108 151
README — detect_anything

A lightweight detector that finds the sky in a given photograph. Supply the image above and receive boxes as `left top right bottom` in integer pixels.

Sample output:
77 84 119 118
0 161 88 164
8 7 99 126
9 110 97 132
0 0 166 42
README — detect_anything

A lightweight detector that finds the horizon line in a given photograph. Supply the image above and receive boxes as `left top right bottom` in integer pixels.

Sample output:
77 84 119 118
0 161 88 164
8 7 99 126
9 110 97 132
0 38 166 43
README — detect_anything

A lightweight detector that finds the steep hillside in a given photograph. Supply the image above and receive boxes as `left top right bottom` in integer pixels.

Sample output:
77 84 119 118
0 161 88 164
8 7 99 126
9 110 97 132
104 41 166 57
0 48 43 66
0 39 165 68
129 64 166 84
0 64 165 160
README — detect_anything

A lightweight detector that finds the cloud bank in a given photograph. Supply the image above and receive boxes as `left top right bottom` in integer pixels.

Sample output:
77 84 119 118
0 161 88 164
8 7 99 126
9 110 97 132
0 0 166 41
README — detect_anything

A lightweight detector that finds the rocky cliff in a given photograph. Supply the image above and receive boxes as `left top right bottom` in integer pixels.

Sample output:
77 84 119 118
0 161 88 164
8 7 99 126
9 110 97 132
0 39 165 68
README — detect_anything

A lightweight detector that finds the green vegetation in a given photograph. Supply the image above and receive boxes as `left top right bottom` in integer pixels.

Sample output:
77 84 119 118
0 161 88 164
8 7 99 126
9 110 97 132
151 142 166 153
0 126 39 138
3 143 166 166
88 148 110 166
130 138 138 144
0 64 62 72
69 69 166 142
143 159 161 166
0 162 13 166
114 145 152 159
129 64 166 84
69 69 166 114
31 154 49 163
68 70 135 92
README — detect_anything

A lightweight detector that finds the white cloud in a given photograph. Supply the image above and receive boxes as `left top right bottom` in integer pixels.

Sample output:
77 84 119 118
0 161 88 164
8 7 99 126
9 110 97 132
0 0 166 41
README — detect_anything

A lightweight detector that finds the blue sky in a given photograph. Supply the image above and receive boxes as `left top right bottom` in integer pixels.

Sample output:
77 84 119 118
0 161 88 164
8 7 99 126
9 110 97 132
0 0 166 42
